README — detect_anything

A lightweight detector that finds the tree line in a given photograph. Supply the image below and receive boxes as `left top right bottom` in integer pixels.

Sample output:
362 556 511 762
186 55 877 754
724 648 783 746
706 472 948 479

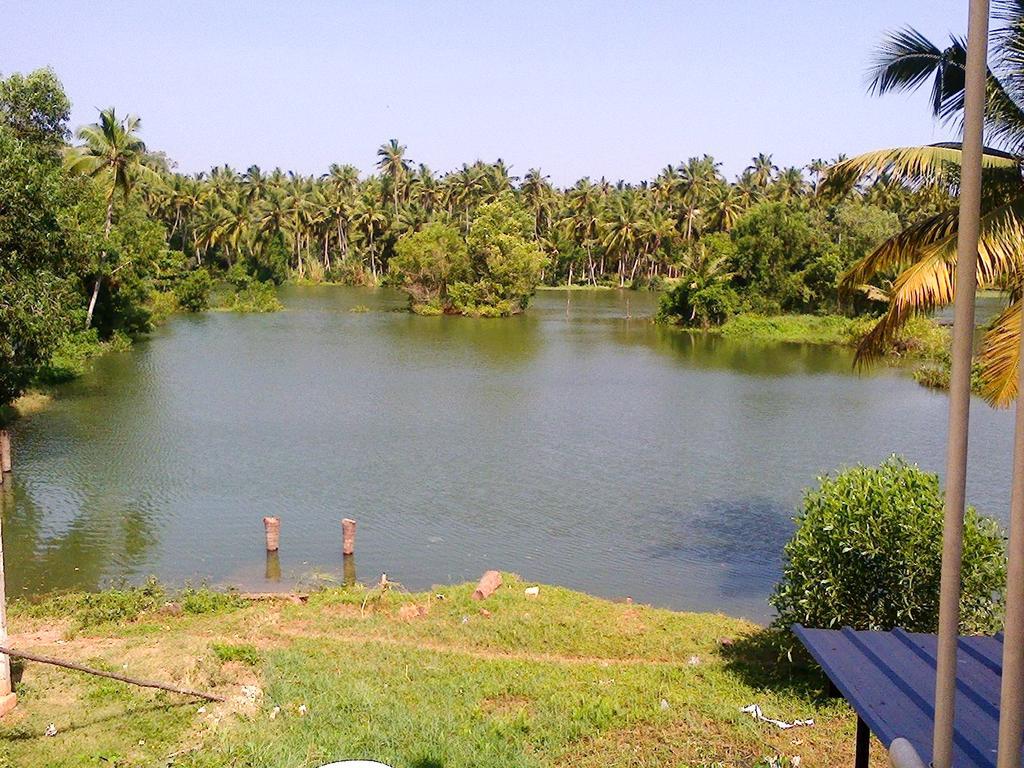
1 65 952 410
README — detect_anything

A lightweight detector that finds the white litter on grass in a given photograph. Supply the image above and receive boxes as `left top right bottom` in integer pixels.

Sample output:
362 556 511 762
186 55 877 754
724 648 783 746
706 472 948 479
239 685 262 704
298 704 308 716
269 706 281 720
524 586 540 597
740 704 814 730
688 655 701 666
197 706 207 715
659 699 670 711
44 723 57 737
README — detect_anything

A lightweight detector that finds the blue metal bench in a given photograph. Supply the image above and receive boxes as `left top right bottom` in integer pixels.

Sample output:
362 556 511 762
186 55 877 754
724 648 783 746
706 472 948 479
794 625 1013 768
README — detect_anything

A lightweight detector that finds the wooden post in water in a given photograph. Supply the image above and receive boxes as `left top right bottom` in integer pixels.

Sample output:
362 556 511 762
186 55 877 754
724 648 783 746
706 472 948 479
265 549 281 582
0 514 17 717
0 430 11 475
263 516 280 552
342 518 356 556
343 554 356 586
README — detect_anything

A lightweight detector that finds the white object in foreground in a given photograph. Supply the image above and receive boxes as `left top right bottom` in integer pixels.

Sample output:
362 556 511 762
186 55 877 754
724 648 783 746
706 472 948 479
317 762 394 768
740 704 813 730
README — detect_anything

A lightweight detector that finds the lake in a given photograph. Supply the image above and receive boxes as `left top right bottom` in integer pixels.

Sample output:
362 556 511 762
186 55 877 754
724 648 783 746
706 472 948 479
2 287 1015 621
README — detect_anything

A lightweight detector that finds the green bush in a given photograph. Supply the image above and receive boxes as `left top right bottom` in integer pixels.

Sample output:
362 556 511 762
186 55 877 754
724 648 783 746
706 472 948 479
227 279 283 313
147 290 180 325
180 585 245 615
657 282 738 328
37 328 128 383
24 578 167 629
174 268 212 312
771 456 1006 634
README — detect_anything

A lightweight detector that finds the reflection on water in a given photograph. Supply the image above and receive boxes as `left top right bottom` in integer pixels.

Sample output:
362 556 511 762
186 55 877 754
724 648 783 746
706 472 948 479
4 286 1015 620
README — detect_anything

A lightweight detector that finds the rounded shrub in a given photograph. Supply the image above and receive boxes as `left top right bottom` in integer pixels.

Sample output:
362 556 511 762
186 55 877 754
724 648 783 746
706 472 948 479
173 268 212 312
771 456 1006 634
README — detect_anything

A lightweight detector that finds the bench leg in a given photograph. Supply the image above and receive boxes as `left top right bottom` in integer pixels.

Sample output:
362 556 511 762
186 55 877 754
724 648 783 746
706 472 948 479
855 716 870 768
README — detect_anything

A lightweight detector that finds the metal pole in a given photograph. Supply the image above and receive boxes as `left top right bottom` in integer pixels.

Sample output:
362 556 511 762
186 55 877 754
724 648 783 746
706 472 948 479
856 717 871 768
933 1 990 766
995 306 1024 767
0 512 16 717
890 738 928 768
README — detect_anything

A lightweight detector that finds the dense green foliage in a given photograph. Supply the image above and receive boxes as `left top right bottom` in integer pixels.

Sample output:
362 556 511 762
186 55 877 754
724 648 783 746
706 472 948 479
1 64 951 409
448 196 547 316
657 199 902 326
144 149 934 306
771 457 1007 634
388 221 469 313
0 69 187 410
174 267 212 311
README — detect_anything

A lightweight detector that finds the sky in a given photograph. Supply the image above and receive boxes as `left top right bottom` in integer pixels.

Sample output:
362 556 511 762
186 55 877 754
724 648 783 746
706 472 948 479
4 0 970 186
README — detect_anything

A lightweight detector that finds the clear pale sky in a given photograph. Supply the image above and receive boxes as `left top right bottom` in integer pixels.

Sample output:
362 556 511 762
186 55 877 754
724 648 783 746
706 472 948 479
4 0 969 186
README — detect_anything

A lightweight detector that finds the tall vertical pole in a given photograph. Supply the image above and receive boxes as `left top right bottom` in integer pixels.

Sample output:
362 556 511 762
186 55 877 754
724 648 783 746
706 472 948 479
0 513 16 716
996 312 1024 767
933 1 989 765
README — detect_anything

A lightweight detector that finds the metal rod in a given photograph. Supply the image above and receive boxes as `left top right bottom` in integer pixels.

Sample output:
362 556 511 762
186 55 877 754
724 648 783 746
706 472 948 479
932 1 990 766
889 738 928 768
856 716 870 768
995 296 1024 766
0 515 12 704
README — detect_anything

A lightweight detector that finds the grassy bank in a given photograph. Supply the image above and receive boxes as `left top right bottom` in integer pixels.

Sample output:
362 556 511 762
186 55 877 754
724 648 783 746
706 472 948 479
718 314 862 346
1 576 880 768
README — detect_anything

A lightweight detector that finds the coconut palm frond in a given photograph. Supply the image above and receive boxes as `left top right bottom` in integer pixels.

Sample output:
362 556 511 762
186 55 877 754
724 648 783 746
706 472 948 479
825 145 1017 194
854 248 955 364
62 145 106 177
853 202 1024 363
978 299 1023 406
869 25 1024 151
841 209 960 289
845 200 1024 290
868 27 946 99
857 284 893 303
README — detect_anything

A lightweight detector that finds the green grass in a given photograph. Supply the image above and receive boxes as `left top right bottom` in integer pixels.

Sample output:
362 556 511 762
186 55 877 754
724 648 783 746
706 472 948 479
718 314 860 346
2 576 882 768
212 643 262 667
716 313 951 361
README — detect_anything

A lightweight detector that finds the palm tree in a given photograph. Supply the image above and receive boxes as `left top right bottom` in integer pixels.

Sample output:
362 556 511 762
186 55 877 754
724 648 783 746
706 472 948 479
831 2 1024 404
807 158 830 195
520 168 552 239
746 153 778 191
678 240 734 327
376 139 410 215
711 184 744 230
565 178 601 285
65 108 156 329
773 166 808 202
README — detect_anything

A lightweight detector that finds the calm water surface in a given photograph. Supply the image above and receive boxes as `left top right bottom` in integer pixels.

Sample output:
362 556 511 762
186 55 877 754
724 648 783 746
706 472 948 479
3 287 1015 620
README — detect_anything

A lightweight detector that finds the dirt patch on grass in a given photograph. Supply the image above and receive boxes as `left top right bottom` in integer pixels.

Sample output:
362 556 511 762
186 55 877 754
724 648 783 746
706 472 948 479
616 607 648 637
558 713 766 767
